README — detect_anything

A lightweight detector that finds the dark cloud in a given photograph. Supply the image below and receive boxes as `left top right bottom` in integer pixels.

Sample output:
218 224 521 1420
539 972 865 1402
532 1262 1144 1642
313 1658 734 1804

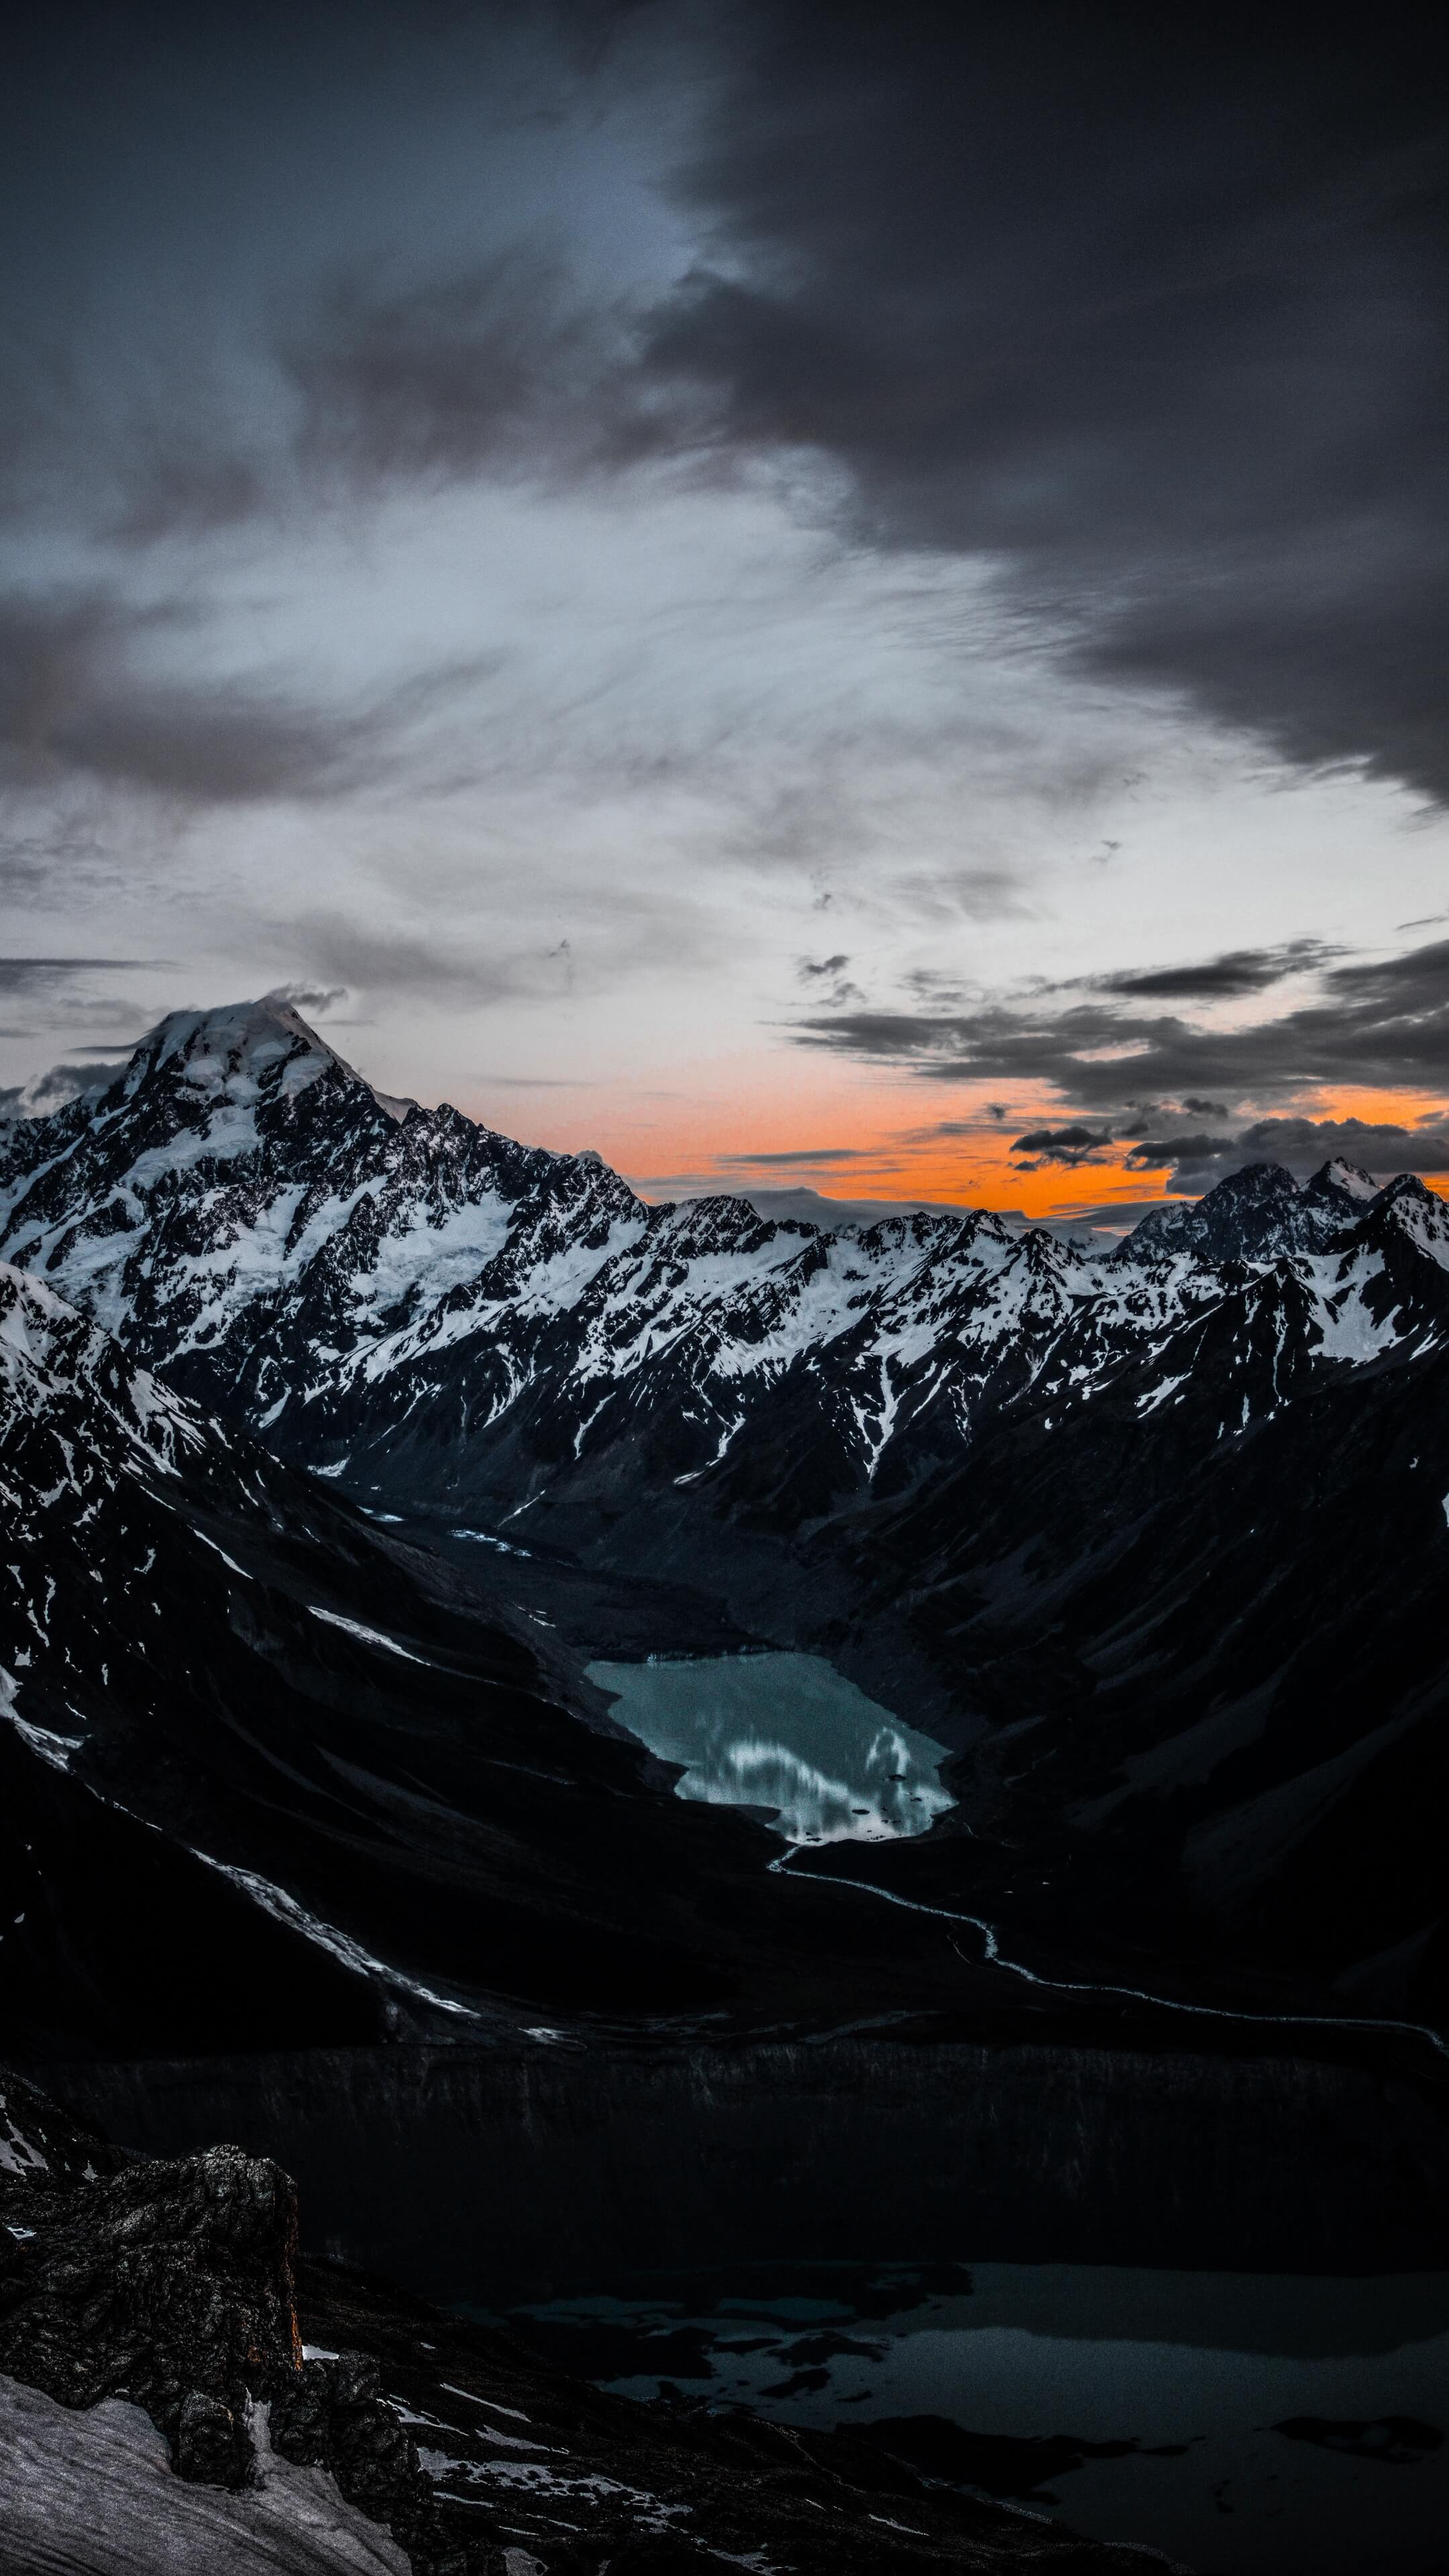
1090 943 1331 1000
1131 1116 1449 1190
29 1059 130 1104
264 981 347 1014
1245 1114 1449 1174
0 955 158 996
788 952 865 1007
283 254 657 494
0 5 672 542
0 1055 130 1119
644 7 1449 798
1010 1125 1116 1169
1123 1131 1239 1180
5 6 1444 812
793 935 1449 1113
0 593 338 800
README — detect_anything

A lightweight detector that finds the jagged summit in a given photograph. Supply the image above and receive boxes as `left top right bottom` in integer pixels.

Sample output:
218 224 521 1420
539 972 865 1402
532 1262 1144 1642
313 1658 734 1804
120 994 419 1123
1315 1156 1381 1202
3 994 1449 1511
140 990 342 1076
1122 1156 1409 1265
0 996 646 1417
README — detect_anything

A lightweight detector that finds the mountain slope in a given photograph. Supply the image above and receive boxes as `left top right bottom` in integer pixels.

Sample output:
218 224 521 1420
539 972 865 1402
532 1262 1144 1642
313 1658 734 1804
791 1279 1449 2024
0 998 644 1437
0 1263 967 2059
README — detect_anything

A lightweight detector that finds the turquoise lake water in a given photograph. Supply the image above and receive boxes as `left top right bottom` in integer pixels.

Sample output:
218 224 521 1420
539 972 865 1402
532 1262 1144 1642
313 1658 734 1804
586 1650 954 1843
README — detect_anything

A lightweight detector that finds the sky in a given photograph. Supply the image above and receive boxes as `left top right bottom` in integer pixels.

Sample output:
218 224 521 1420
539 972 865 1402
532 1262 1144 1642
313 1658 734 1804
3 0 1448 1226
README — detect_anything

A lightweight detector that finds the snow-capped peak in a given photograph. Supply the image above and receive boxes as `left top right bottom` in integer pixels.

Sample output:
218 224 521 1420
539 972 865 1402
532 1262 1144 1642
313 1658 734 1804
129 995 406 1115
1319 1157 1381 1201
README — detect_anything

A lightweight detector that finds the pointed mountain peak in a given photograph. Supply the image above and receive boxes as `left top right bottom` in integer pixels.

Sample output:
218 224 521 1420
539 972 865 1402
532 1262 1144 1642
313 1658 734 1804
1304 1157 1380 1205
123 996 415 1123
663 1193 811 1253
131 994 339 1092
1124 1161 1322 1264
1199 1161 1299 1205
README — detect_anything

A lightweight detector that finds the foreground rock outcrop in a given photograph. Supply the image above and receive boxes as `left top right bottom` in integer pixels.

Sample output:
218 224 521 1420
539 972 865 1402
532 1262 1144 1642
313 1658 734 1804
0 2072 439 2567
0 2068 1184 2574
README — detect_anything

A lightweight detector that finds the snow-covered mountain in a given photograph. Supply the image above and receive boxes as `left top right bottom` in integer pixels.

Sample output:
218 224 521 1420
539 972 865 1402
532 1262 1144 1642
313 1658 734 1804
4 998 1448 1540
5 1000 1449 2027
0 998 643 1428
0 1258 860 2059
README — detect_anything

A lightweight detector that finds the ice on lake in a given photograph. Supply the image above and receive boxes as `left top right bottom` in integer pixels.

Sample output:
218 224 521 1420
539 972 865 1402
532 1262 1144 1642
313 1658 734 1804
586 1650 953 1843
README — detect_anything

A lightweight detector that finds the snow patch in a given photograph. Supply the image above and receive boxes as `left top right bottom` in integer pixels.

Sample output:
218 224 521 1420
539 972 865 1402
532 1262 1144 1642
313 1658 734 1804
186 1849 477 2019
308 1607 431 1664
1 1667 83 1773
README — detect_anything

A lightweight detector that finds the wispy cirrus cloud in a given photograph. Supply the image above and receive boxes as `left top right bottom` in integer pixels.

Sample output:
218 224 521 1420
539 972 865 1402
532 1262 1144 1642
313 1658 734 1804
0 955 161 995
1085 943 1336 1001
716 1144 868 1167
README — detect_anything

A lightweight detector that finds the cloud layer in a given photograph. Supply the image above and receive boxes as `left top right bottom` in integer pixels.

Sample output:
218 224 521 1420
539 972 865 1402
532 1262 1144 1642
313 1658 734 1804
796 938 1449 1118
1 7 1446 1204
645 5 1449 798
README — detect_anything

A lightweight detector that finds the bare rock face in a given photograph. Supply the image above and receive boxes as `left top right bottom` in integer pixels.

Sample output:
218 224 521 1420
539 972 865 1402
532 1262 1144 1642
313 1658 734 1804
270 2352 437 2563
0 2376 416 2576
0 2140 303 2482
0 2113 441 2565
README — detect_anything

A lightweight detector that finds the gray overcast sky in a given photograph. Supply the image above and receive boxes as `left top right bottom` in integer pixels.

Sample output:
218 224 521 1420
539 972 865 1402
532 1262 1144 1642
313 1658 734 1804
3 1 1448 1216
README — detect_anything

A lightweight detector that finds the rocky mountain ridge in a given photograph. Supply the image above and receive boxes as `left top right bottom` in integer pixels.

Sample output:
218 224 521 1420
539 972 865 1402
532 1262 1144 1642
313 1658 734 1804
3 999 1446 1538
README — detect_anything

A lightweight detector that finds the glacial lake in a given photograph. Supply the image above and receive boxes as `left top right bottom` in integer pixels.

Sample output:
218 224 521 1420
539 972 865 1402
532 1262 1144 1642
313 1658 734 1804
498 2259 1449 2575
585 1650 954 1843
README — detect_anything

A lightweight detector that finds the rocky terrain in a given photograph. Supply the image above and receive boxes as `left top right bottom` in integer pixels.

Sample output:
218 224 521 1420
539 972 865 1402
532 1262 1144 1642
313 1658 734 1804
0 2069 1181 2576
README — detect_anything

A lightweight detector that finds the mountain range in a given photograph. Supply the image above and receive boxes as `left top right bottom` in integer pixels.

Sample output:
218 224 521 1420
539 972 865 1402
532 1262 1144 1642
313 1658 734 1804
2 994 1447 2033
6 998 1445 1524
